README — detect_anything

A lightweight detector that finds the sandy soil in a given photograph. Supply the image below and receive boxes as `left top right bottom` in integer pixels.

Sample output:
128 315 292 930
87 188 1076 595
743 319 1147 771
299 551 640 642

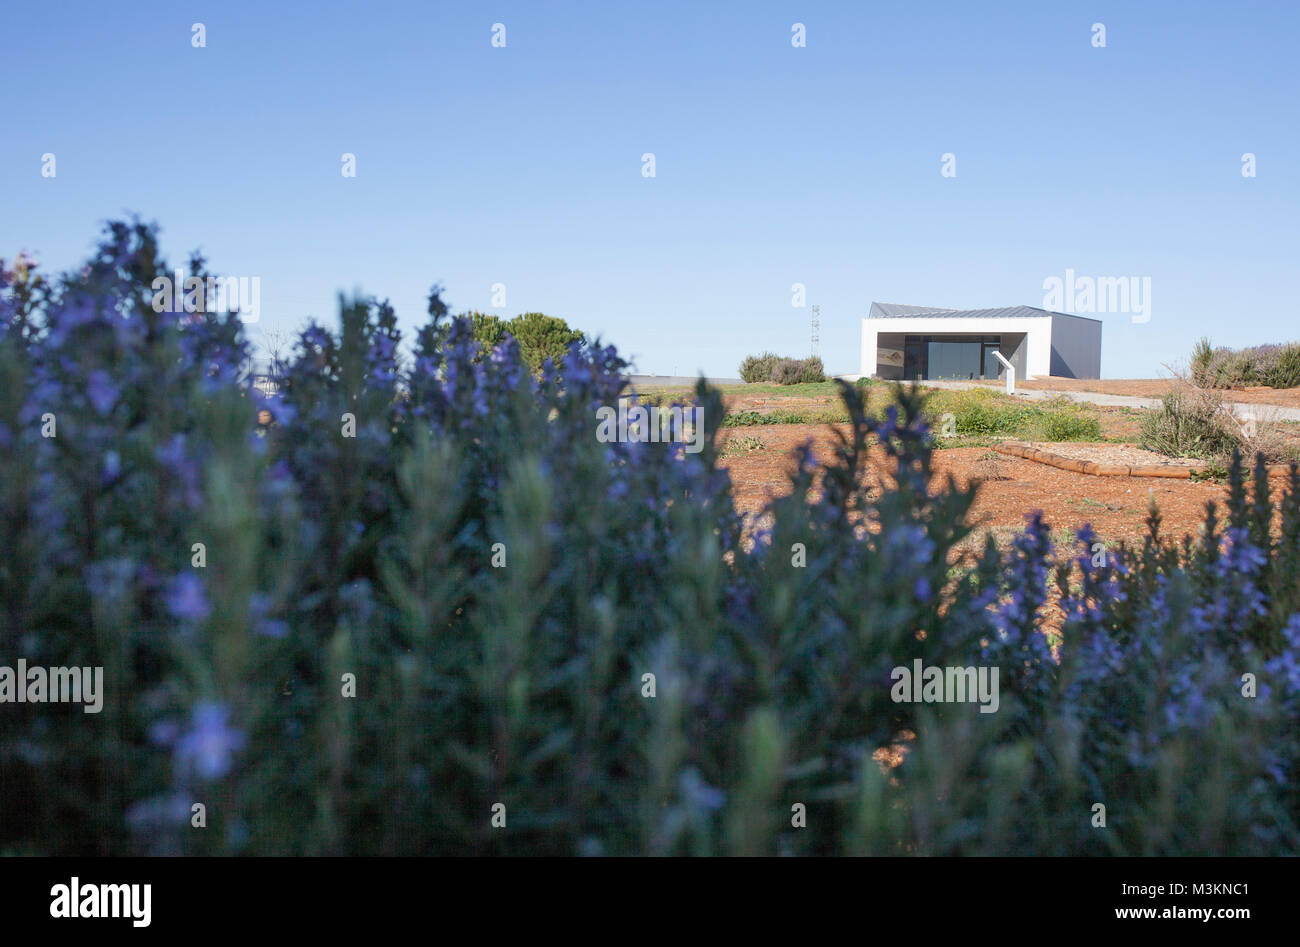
718 423 1242 550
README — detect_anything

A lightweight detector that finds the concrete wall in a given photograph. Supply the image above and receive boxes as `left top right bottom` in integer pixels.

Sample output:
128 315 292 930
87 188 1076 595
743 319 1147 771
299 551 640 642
861 316 1053 378
861 320 878 378
1048 313 1103 379
998 333 1028 380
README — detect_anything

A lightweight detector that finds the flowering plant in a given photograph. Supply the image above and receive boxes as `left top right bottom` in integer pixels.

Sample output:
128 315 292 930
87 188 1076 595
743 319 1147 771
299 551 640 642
1 221 1297 855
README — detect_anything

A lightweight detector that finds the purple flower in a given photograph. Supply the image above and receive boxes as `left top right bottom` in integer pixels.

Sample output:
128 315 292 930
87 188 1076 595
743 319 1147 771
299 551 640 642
300 324 332 353
155 433 188 469
125 793 193 830
165 573 211 622
679 768 726 811
1265 613 1300 699
148 719 181 745
914 575 932 602
249 592 289 639
175 701 246 780
886 523 935 569
86 370 119 416
45 294 98 347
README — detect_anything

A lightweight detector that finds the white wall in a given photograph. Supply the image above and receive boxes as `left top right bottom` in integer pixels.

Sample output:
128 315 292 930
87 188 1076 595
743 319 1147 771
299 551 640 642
861 322 877 381
861 316 1054 379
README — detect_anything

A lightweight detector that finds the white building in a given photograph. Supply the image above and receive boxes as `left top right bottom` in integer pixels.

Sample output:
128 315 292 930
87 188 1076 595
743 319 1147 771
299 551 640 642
861 302 1103 381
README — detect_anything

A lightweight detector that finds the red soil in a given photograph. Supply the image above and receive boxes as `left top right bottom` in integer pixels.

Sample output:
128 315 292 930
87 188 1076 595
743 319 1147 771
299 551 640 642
719 424 1244 550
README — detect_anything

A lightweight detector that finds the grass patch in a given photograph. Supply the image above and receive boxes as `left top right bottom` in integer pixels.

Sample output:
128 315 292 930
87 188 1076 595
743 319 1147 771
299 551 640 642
721 408 850 427
720 433 768 457
1024 410 1103 441
718 384 1105 443
715 381 843 398
890 387 1103 442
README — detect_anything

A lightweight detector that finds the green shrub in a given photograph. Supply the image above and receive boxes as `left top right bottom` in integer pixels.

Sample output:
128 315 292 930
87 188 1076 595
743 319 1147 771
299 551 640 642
1140 387 1240 459
769 359 802 385
797 356 825 383
956 402 1032 436
743 354 825 386
739 352 782 383
1191 337 1215 388
1192 338 1300 390
1223 350 1257 386
1266 346 1300 389
721 433 767 456
1028 410 1102 442
768 357 825 385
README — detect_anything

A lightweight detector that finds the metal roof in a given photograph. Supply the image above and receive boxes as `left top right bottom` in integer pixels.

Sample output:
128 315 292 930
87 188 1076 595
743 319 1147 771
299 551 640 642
868 302 1102 323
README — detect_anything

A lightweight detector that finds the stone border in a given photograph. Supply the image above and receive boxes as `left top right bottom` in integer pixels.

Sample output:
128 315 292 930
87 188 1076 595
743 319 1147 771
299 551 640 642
993 443 1295 479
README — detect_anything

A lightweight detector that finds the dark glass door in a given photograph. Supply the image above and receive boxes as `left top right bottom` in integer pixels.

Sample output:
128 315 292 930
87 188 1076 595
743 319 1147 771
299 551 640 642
903 338 924 380
982 340 1003 378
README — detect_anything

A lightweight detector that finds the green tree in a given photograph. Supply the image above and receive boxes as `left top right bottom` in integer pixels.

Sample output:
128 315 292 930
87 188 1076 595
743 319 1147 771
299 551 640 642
461 311 508 354
453 311 584 372
506 312 585 373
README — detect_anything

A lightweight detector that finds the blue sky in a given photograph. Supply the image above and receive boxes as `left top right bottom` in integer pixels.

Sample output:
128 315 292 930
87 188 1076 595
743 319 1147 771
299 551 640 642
3 0 1297 378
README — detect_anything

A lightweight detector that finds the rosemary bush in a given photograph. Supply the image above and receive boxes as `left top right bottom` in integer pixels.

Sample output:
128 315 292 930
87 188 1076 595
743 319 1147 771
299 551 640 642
2 222 1298 855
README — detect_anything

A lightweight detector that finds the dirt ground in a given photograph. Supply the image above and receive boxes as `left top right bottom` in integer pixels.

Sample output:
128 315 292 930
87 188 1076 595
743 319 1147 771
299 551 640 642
969 376 1300 410
719 424 1242 551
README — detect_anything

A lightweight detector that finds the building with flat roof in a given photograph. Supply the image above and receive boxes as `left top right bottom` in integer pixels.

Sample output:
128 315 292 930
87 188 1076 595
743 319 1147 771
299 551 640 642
861 302 1102 381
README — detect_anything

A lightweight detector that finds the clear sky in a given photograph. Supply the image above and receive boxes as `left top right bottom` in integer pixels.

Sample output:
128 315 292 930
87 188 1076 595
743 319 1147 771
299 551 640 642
3 1 1297 379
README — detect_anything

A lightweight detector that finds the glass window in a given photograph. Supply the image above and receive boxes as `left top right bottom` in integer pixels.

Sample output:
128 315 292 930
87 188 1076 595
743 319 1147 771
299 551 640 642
927 339 981 379
902 334 1003 379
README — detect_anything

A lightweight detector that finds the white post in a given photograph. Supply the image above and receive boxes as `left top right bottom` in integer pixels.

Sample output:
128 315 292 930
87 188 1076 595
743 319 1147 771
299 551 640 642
992 351 1015 395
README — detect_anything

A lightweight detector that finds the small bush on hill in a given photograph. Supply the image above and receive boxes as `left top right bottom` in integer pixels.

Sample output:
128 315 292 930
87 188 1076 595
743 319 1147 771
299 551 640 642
739 352 782 383
769 357 825 385
769 359 802 385
740 353 824 385
1268 346 1300 389
1191 337 1215 388
1140 385 1240 460
798 356 825 383
1191 338 1300 390
1028 410 1102 442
